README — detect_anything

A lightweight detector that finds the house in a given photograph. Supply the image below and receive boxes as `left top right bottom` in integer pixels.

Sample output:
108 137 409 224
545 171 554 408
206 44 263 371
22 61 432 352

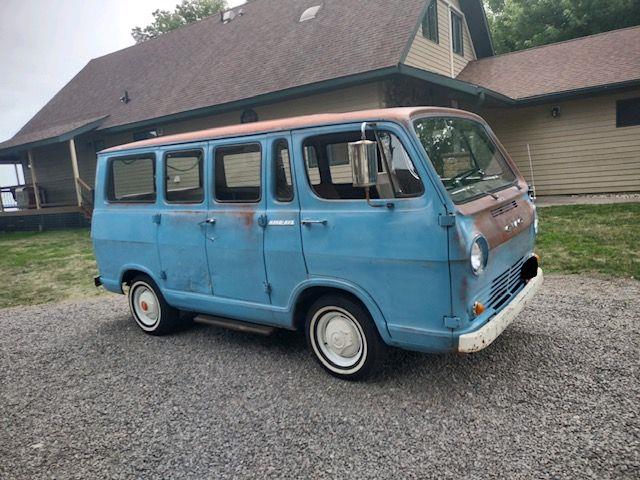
0 0 638 230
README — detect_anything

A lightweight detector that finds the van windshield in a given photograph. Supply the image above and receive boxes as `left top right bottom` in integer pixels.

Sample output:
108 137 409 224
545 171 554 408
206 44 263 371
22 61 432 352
414 117 516 204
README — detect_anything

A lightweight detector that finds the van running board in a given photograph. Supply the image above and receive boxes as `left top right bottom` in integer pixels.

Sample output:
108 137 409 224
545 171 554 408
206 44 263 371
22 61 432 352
194 314 275 336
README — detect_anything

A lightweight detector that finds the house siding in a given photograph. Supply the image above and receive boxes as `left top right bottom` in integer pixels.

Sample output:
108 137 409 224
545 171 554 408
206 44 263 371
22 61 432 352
483 89 640 195
404 0 476 78
158 82 385 135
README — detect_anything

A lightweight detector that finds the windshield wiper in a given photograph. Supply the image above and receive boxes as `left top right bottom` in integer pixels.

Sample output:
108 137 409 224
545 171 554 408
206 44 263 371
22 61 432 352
450 184 500 200
450 167 484 186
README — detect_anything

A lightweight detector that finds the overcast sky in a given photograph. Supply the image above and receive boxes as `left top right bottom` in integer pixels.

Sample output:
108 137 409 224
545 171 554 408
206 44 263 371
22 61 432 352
0 0 244 185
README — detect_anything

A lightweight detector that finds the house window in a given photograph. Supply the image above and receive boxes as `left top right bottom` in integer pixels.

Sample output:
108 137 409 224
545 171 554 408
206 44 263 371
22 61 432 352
451 11 464 56
108 155 156 202
617 98 640 128
133 129 159 142
214 144 261 202
165 150 204 203
422 0 438 43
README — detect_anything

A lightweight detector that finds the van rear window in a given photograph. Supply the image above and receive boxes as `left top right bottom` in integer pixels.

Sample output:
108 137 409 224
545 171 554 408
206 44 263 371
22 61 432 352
108 155 156 203
215 144 261 203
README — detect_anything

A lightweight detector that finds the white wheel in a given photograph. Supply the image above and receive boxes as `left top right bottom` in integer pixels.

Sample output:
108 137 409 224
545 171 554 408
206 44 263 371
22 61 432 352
131 282 161 330
305 294 385 380
128 275 181 335
311 306 367 374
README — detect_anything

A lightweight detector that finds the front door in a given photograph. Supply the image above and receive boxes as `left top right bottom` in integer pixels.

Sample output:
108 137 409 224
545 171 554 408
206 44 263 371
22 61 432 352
204 137 270 307
156 144 211 295
263 134 308 321
292 123 452 350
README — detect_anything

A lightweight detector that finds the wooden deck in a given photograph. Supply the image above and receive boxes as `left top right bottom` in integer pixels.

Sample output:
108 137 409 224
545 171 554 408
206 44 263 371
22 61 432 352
0 206 83 217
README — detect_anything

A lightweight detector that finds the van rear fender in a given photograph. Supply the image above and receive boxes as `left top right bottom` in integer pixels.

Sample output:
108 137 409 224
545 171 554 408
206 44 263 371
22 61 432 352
114 264 162 294
288 278 392 344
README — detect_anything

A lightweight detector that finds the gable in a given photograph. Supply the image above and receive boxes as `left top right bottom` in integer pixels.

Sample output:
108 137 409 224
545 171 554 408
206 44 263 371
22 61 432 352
403 0 477 78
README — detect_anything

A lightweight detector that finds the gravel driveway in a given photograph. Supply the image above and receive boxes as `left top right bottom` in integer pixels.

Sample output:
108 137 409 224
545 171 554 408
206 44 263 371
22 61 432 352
1 275 638 479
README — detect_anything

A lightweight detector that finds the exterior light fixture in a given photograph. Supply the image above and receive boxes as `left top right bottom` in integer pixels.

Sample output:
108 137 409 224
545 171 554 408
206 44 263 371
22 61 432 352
241 109 258 124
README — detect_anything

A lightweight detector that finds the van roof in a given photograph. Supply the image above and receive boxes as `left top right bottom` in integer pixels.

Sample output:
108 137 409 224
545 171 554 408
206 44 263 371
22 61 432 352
101 107 482 154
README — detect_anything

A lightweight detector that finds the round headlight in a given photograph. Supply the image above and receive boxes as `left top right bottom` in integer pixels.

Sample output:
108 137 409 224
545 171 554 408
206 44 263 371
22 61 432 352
470 236 488 275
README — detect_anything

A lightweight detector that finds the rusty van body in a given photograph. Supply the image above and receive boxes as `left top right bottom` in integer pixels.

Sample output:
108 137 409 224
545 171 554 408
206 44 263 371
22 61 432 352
92 108 542 379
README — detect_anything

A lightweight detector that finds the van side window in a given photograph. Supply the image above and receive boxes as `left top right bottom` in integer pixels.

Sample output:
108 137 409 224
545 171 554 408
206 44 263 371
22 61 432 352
165 150 204 203
274 140 294 202
302 131 424 200
215 143 261 202
108 155 156 202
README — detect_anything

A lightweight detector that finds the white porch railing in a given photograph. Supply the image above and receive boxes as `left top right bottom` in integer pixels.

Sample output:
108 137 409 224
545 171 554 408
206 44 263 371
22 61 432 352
0 185 21 211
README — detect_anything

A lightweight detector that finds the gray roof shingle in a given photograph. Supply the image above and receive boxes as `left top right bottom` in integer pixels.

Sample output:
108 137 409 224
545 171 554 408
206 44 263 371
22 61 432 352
457 26 640 100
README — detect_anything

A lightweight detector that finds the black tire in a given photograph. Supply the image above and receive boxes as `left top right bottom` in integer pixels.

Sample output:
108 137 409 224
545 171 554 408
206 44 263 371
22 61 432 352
305 294 385 381
128 274 181 335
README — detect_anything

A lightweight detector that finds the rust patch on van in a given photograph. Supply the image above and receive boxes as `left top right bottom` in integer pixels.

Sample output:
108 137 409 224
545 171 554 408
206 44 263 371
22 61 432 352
228 209 255 228
472 201 534 249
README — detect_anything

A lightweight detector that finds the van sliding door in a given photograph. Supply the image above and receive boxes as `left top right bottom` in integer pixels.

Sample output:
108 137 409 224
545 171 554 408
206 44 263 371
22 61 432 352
203 136 270 313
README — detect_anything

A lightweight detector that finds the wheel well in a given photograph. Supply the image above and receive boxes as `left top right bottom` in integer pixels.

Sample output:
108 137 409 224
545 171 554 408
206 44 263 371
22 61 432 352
292 286 371 331
121 269 146 288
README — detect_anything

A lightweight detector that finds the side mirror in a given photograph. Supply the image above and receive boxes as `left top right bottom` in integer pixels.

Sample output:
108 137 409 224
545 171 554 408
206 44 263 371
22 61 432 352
348 139 378 188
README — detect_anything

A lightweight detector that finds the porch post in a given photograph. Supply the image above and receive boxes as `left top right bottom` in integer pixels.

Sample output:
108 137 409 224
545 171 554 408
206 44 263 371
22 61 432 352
68 137 83 207
14 163 20 184
27 149 41 210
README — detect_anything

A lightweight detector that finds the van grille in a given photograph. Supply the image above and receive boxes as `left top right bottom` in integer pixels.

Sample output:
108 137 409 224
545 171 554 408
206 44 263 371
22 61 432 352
491 200 518 218
487 256 526 310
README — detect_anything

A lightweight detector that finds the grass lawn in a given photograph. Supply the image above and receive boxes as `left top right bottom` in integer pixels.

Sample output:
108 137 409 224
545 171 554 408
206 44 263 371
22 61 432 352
537 203 640 279
0 229 102 309
0 203 637 308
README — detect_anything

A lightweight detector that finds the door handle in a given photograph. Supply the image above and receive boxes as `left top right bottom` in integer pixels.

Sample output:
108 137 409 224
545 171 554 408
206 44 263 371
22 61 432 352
301 219 328 226
199 218 216 226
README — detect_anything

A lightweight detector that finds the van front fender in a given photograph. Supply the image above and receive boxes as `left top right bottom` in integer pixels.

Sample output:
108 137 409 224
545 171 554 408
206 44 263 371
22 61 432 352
289 277 392 344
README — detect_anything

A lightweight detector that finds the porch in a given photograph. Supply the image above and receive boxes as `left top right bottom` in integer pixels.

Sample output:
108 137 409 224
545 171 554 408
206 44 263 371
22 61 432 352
0 137 96 231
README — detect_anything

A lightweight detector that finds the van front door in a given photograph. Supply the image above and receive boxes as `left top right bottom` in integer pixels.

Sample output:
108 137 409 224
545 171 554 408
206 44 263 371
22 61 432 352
292 124 452 351
204 138 270 312
156 145 211 295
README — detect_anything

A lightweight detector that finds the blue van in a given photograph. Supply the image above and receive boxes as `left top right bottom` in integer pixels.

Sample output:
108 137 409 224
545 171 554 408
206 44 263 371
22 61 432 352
92 107 542 380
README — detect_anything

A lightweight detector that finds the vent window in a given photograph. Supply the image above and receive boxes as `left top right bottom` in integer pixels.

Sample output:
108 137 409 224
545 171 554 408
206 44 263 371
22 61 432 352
300 5 321 22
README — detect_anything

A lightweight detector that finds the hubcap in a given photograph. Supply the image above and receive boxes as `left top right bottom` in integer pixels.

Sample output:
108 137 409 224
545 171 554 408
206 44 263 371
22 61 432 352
315 308 365 369
132 285 160 327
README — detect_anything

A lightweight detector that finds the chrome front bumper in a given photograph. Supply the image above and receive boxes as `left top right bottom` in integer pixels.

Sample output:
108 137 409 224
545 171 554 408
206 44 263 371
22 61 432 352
457 268 544 353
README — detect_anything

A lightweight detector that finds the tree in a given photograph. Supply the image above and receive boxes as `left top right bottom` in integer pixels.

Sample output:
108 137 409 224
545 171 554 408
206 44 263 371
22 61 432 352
484 0 640 54
132 0 227 43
